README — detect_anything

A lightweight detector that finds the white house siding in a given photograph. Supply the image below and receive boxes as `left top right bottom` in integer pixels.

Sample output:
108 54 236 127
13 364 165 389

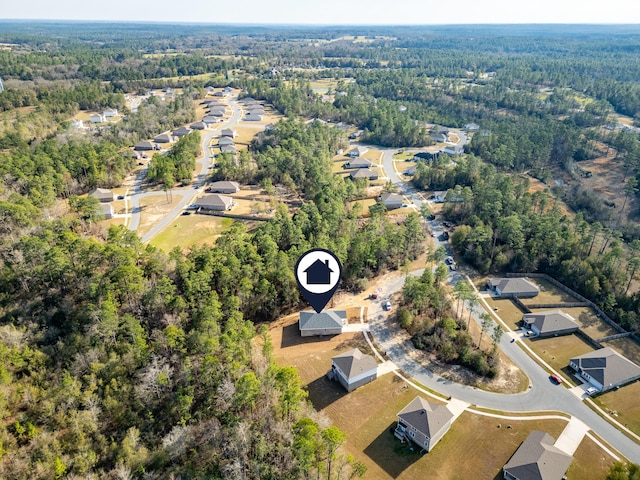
428 419 452 452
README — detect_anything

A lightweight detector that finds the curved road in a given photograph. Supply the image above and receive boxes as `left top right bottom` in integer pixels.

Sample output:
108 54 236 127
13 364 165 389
365 136 640 463
127 96 244 242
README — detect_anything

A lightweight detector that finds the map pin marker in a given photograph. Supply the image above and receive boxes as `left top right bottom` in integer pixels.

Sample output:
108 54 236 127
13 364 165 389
295 248 343 313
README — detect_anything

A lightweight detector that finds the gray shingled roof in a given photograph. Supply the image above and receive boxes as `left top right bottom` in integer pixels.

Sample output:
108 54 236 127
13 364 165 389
570 347 640 388
332 348 378 380
397 397 453 438
89 188 114 201
197 194 233 209
503 430 572 480
299 310 346 331
489 277 539 296
209 181 240 192
522 310 579 335
381 193 403 204
346 158 373 168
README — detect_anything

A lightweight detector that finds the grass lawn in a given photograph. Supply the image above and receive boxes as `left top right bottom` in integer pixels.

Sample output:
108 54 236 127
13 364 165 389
150 215 233 252
137 193 184 237
484 297 526 330
594 380 640 437
521 278 576 305
567 435 616 480
527 334 595 377
348 198 378 217
393 151 416 161
561 307 619 339
362 149 384 163
332 159 349 173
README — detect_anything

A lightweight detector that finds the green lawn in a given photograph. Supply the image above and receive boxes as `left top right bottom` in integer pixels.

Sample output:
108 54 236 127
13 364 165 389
150 215 233 252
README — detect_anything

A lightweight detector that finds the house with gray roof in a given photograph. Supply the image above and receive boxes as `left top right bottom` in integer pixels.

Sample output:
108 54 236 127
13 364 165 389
522 310 579 337
350 168 378 181
331 348 378 392
394 397 454 452
244 114 262 121
299 310 346 337
431 132 449 143
348 146 369 157
134 141 159 151
208 109 226 117
220 144 238 154
404 165 417 176
89 188 115 203
172 126 192 137
196 194 234 212
443 144 464 155
381 192 404 210
464 123 480 132
344 158 373 169
202 116 221 125
218 137 235 147
99 203 114 220
247 108 265 116
153 133 175 144
190 122 207 130
221 128 238 138
488 278 539 298
503 430 572 480
569 347 640 392
209 181 240 194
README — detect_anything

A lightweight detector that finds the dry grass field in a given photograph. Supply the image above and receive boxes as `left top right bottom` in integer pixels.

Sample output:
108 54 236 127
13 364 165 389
136 194 184 237
150 214 233 252
594 380 640 436
601 337 640 365
527 334 595 378
566 436 616 480
520 278 575 304
560 307 619 339
484 297 526 330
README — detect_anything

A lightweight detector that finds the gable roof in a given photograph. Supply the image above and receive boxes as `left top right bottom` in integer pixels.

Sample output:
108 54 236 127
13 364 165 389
489 277 539 296
570 347 640 388
299 310 346 330
218 137 234 146
347 158 373 168
209 181 240 192
332 348 378 379
221 128 237 138
190 122 206 130
350 168 378 180
202 116 220 124
172 126 192 137
349 146 369 156
153 133 174 143
220 144 238 154
89 188 113 200
523 310 579 335
503 430 572 480
197 194 233 209
397 397 453 438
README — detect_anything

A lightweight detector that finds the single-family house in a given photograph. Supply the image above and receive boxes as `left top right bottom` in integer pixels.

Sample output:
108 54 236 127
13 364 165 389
348 146 369 157
394 397 454 452
124 150 142 160
197 194 234 211
208 109 226 117
443 144 464 156
522 310 579 337
202 116 220 125
503 430 572 480
248 108 265 116
220 144 238 154
218 137 235 147
464 123 480 132
350 168 378 181
344 158 373 169
264 123 276 132
206 86 215 95
71 119 84 128
89 188 115 203
569 347 640 393
203 99 224 107
154 133 175 144
413 151 438 162
244 114 262 121
224 86 232 93
331 348 378 392
172 126 192 137
208 181 240 194
213 90 225 97
299 310 347 337
99 203 115 220
103 108 118 118
134 141 158 151
381 192 404 210
190 121 207 130
240 97 256 104
90 113 105 123
221 128 238 138
431 132 449 143
487 278 539 298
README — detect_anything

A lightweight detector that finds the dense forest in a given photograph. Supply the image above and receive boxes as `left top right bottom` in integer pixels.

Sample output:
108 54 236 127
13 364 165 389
1 21 640 477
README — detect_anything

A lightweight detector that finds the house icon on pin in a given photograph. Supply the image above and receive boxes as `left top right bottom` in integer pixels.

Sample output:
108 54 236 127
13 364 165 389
304 259 333 285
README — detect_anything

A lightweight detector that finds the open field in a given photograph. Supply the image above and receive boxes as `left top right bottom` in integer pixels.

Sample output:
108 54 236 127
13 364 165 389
484 297 526 330
527 334 595 378
309 79 339 94
393 151 416 161
150 214 233 252
137 193 185 237
601 337 640 365
594 380 640 437
566 436 616 480
521 278 576 305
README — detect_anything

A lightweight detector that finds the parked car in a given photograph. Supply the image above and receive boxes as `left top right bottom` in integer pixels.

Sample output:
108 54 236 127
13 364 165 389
369 292 379 300
549 374 563 385
182 211 192 216
117 195 125 200
445 256 454 265
383 301 392 311
585 387 598 395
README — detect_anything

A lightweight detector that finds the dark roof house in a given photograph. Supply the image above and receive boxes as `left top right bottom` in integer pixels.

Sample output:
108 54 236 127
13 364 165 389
172 126 193 137
221 128 238 138
299 310 346 337
350 168 378 181
134 141 158 151
218 137 234 146
381 192 404 210
395 397 454 452
488 278 539 298
331 348 378 392
190 122 207 130
570 347 640 392
522 310 579 337
153 133 175 143
503 430 572 480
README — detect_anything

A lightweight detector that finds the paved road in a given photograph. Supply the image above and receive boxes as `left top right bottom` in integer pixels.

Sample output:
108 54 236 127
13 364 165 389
127 97 244 242
365 135 640 463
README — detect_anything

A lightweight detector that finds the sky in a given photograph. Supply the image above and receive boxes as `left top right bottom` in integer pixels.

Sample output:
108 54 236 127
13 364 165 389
1 0 640 25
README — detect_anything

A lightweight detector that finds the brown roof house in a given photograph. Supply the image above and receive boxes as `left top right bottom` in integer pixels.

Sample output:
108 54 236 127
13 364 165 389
503 430 572 480
89 188 115 203
569 347 640 392
522 310 579 337
208 181 240 194
350 168 378 181
394 397 454 452
196 194 234 212
381 192 404 210
488 278 539 298
330 348 378 392
299 310 346 337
